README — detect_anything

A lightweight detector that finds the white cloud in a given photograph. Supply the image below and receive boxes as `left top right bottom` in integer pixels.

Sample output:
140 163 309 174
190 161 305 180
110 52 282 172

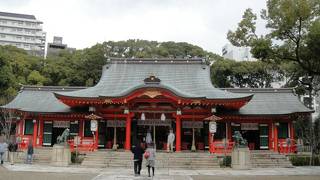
0 0 266 55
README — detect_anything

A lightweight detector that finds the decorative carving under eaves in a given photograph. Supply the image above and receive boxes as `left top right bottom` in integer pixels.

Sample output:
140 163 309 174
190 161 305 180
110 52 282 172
85 113 102 120
141 90 162 98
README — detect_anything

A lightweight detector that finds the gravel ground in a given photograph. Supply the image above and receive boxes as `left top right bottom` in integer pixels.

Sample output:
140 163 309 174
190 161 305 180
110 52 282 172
0 166 97 180
192 175 320 180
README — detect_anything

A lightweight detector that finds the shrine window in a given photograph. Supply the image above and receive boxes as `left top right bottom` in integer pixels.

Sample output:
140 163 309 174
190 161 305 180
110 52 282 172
84 120 93 137
214 122 226 140
24 119 34 135
278 122 288 139
69 121 79 138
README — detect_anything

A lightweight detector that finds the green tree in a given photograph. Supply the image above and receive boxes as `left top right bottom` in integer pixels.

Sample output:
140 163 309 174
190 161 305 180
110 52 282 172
228 0 320 105
211 58 283 88
27 70 47 85
228 0 320 75
227 8 258 47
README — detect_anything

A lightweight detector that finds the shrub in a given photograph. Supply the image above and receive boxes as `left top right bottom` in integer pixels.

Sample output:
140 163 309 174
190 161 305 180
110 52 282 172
289 155 320 166
219 156 231 167
71 152 84 164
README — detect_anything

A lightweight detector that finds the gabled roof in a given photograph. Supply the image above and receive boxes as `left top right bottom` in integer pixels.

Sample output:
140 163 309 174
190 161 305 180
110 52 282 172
55 58 252 101
221 88 313 115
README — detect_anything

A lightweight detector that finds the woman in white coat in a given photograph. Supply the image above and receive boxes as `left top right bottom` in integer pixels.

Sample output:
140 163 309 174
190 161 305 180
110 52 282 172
145 142 156 177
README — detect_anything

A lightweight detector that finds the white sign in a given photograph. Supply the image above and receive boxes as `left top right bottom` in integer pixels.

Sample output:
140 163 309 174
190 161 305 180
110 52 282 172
241 123 259 130
53 121 70 128
209 121 217 133
73 136 81 146
90 120 98 131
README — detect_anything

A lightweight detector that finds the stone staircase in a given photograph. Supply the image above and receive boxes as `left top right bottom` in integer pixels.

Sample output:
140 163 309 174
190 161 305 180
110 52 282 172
15 147 53 164
250 150 293 168
81 150 220 169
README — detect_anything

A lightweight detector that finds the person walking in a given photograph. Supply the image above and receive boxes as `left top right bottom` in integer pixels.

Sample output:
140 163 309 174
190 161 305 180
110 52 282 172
145 143 156 177
167 129 175 153
8 136 18 165
0 136 8 165
131 141 145 176
26 140 33 164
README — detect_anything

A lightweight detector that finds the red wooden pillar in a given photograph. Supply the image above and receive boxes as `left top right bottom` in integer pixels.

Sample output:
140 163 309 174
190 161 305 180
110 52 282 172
39 117 44 146
125 114 132 151
95 120 99 149
289 122 294 139
175 115 181 152
268 122 273 150
33 119 38 147
273 123 278 152
209 131 213 153
20 119 24 136
227 122 232 141
79 119 84 138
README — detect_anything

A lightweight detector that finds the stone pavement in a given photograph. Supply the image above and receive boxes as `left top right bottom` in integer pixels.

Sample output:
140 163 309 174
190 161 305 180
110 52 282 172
2 164 320 180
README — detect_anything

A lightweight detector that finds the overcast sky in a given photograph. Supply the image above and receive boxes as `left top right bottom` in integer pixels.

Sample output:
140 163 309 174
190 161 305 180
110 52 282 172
0 0 267 55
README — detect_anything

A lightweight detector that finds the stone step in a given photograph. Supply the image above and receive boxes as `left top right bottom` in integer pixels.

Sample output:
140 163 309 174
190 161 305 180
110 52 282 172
81 151 220 168
249 151 293 168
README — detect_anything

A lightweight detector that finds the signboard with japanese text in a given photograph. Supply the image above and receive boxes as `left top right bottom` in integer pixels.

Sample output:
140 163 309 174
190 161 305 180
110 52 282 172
241 123 259 130
137 119 172 126
209 121 217 133
53 121 70 128
90 120 98 131
182 121 203 129
107 120 126 127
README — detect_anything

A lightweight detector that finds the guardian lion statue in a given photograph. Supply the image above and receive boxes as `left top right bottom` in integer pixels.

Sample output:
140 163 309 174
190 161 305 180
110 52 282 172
232 131 248 148
57 128 70 145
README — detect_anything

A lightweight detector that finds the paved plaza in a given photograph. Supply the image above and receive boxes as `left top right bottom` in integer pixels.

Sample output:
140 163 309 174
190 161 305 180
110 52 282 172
1 164 320 180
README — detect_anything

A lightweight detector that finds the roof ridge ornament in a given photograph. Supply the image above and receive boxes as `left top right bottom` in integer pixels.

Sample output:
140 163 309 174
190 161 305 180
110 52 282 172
144 75 161 85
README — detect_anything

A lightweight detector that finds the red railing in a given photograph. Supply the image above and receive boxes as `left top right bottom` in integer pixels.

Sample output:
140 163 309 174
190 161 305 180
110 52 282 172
210 140 234 154
17 135 32 150
67 138 95 152
278 139 297 154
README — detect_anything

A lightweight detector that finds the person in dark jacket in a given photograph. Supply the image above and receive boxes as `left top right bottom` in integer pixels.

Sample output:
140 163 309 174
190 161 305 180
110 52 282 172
26 140 33 164
8 136 18 165
131 141 145 176
0 136 8 165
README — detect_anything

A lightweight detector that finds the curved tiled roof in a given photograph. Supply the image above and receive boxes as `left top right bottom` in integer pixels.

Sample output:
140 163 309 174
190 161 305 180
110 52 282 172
0 86 312 115
1 86 84 113
55 58 252 100
222 88 313 115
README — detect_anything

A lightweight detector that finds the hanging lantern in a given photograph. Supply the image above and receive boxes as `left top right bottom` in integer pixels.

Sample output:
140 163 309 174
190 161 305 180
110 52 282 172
89 106 96 112
124 108 129 114
161 113 166 121
141 112 146 121
176 108 182 115
211 107 216 113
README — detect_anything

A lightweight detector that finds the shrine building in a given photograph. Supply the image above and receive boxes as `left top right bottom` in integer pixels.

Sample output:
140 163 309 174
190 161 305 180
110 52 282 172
1 58 312 153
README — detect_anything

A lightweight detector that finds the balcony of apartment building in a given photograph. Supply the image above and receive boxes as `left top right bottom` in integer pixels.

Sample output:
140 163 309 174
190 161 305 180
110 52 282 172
0 27 45 37
0 35 45 46
0 19 43 30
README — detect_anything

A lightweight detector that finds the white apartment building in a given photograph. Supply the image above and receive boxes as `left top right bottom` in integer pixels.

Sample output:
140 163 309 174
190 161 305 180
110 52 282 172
0 11 46 57
222 44 256 61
